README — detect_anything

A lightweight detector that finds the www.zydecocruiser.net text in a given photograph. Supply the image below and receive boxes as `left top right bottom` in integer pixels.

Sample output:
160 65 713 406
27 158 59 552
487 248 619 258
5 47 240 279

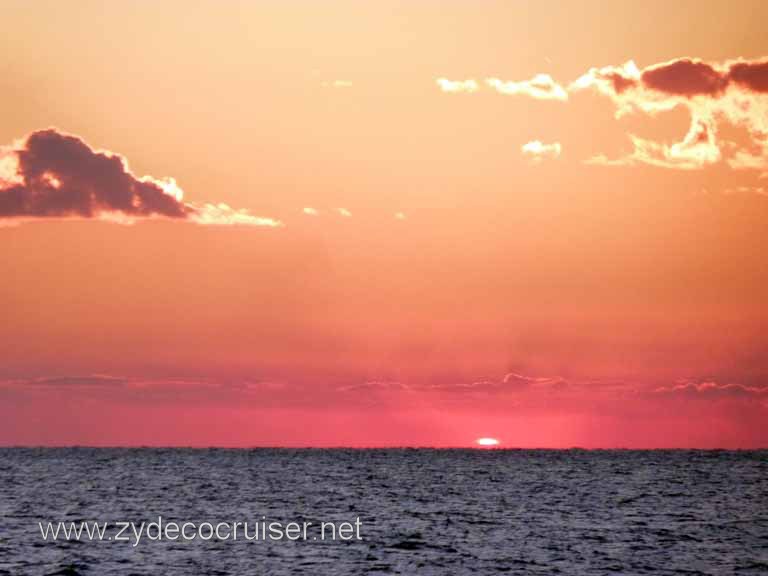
38 516 364 546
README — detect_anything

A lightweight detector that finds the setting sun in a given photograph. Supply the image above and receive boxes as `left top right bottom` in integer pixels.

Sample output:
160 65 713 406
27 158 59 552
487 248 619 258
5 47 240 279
476 438 500 447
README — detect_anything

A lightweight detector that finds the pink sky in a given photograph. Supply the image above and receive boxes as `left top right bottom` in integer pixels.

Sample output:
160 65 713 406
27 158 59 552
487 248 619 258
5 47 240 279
1 1 767 447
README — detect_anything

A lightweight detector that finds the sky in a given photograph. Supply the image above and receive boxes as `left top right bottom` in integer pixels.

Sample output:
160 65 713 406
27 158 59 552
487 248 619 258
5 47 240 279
1 0 767 447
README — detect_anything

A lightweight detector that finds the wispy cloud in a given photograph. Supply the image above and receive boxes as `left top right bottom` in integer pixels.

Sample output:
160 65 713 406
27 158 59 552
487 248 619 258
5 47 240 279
586 114 720 170
437 74 567 100
486 74 568 101
654 379 768 397
521 140 562 162
436 78 479 93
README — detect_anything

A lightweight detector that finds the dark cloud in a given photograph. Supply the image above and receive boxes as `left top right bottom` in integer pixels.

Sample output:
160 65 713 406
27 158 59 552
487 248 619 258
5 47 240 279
728 60 768 93
609 72 637 94
575 57 768 99
0 129 189 220
641 58 729 96
0 129 281 226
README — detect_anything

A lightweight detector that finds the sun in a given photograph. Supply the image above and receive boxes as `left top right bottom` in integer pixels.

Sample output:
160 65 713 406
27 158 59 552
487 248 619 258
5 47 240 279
476 437 500 447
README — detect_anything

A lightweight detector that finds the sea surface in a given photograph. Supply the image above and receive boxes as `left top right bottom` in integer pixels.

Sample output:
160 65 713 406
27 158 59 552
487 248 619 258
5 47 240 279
0 449 766 575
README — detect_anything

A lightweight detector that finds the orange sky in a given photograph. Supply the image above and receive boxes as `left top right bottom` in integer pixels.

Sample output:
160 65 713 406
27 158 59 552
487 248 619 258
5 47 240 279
1 1 767 447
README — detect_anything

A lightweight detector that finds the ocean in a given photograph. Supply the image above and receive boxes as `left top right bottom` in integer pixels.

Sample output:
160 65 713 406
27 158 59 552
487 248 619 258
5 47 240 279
0 448 766 575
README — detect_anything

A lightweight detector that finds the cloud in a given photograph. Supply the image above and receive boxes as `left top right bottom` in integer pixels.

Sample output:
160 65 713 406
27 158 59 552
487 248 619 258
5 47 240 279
521 140 562 162
587 114 720 170
417 372 572 396
570 58 738 104
654 379 768 398
303 207 319 215
641 58 729 97
436 78 479 93
188 203 280 227
436 57 768 170
486 74 568 101
336 380 411 393
337 207 352 217
723 185 767 196
729 60 768 92
0 374 226 391
569 60 643 103
426 378 504 394
501 372 569 390
572 57 768 170
0 374 129 389
437 75 567 100
0 129 281 227
0 373 288 405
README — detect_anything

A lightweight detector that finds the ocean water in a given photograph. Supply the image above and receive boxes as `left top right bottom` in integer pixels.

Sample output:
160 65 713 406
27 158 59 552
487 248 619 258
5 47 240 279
0 449 766 575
